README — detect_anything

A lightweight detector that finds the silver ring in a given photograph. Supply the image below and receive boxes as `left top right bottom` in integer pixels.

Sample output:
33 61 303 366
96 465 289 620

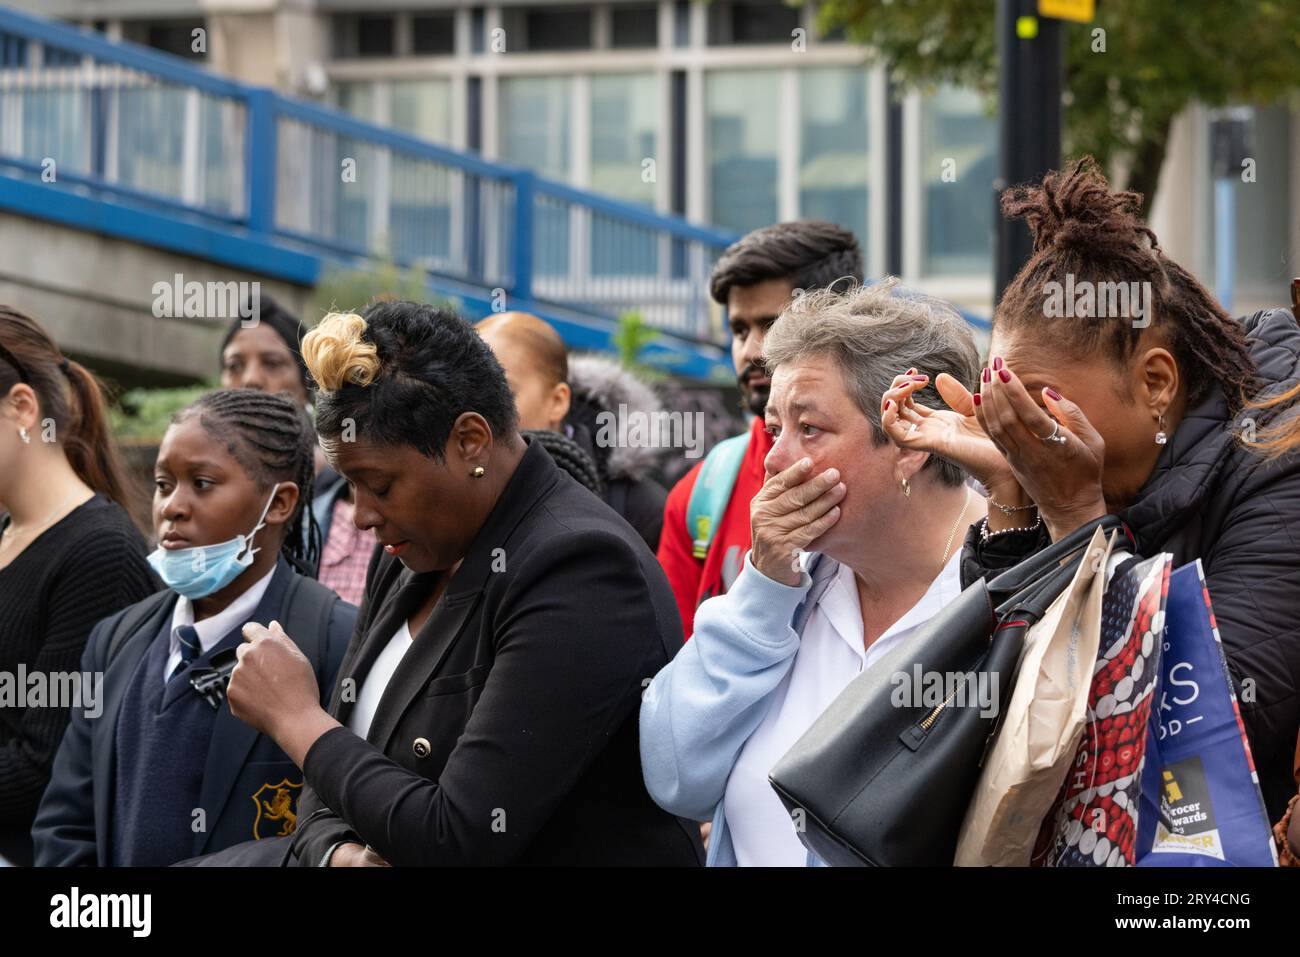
1038 421 1068 445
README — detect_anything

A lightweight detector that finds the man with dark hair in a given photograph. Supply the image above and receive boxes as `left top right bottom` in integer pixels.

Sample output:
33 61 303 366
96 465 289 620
657 220 862 638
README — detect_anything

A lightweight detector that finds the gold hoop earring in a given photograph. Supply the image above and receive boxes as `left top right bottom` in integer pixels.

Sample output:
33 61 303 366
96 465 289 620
471 466 486 478
900 477 911 498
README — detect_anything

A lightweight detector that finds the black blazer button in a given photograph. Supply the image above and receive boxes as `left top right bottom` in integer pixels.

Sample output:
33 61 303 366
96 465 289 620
413 737 431 758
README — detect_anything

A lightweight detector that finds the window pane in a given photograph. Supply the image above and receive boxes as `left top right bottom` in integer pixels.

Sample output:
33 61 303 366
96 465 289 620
500 76 573 276
335 81 375 123
611 5 659 48
590 74 657 203
471 7 486 53
1211 105 1295 294
514 7 592 52
139 20 206 60
799 66 870 266
590 74 659 276
390 79 453 142
920 85 997 277
673 0 691 46
357 16 395 57
707 70 780 234
709 0 800 45
412 14 456 54
499 75 571 179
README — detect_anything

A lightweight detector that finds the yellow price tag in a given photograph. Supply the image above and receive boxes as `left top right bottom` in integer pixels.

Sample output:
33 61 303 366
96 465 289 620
1038 0 1095 23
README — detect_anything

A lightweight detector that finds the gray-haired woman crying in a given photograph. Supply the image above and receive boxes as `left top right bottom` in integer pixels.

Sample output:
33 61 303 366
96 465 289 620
641 278 988 866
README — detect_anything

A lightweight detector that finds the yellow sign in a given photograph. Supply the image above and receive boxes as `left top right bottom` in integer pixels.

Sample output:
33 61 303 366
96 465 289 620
1038 0 1095 23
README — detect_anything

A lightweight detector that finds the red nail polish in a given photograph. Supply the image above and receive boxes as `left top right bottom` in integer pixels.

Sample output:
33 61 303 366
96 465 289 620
906 368 916 376
993 356 1004 371
981 367 991 383
911 375 927 381
998 369 1011 383
972 393 982 407
1045 387 1063 401
884 399 893 410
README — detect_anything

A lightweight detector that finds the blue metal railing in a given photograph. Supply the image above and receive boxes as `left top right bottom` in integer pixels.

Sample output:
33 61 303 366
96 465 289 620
0 6 738 345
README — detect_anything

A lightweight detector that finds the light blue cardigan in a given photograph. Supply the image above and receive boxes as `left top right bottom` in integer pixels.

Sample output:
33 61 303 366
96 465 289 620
640 551 838 866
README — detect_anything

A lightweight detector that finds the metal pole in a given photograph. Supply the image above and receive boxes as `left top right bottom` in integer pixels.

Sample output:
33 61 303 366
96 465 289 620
995 0 1063 302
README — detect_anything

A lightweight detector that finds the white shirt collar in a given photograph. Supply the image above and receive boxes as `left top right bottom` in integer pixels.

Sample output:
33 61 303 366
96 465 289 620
814 550 966 669
169 564 279 658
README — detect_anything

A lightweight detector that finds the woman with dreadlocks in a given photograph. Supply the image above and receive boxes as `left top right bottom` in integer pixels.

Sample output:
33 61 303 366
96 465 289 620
32 389 354 867
881 156 1300 823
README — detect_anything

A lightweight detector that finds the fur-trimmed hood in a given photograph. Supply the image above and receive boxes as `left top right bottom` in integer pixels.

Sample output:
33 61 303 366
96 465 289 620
566 354 664 482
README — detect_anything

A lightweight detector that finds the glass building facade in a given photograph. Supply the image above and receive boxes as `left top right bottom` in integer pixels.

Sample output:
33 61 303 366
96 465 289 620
33 0 1298 316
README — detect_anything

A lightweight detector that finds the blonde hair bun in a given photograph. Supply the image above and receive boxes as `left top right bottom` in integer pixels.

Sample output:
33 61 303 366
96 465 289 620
303 311 380 391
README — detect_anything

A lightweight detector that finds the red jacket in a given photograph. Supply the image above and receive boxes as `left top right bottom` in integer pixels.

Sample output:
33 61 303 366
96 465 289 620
656 417 774 638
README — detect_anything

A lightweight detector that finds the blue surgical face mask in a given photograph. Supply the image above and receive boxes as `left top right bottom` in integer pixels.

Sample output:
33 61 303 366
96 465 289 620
148 485 279 600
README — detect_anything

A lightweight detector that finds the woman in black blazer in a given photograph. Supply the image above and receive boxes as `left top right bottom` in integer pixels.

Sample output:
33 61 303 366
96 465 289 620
227 301 702 866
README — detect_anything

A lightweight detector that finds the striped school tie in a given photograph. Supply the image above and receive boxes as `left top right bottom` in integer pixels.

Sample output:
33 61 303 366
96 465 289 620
168 624 202 683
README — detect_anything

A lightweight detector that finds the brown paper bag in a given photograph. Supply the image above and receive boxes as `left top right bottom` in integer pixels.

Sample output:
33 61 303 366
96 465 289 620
954 526 1117 866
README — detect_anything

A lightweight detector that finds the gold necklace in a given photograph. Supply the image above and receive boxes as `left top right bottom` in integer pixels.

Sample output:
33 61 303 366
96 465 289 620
939 487 974 567
0 503 70 553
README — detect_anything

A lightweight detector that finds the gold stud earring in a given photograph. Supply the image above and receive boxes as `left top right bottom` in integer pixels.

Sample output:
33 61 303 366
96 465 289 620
900 477 910 498
472 466 486 478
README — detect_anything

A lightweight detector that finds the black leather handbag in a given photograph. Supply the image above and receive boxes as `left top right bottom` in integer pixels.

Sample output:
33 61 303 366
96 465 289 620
768 515 1129 867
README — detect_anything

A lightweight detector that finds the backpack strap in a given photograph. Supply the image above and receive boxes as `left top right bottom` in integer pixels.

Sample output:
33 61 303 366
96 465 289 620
105 590 173 668
279 573 337 691
685 432 750 560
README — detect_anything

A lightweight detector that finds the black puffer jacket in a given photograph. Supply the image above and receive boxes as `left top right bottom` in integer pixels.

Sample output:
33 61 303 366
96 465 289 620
961 306 1300 820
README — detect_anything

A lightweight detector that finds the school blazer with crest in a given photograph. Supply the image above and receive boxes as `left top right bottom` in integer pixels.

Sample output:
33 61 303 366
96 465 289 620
290 437 704 866
31 559 354 866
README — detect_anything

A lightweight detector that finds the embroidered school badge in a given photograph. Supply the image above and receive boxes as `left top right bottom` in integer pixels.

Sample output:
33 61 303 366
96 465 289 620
251 778 302 839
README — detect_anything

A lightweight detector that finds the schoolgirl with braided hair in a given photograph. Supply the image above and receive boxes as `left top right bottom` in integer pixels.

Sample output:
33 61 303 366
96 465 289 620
173 388 323 575
31 388 355 867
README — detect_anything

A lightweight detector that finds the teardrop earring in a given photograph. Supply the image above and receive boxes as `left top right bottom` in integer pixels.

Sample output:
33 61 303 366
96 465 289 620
18 426 30 445
1155 413 1168 446
900 477 911 498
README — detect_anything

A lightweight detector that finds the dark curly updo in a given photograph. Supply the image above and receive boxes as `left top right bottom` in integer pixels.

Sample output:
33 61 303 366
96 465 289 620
996 156 1257 412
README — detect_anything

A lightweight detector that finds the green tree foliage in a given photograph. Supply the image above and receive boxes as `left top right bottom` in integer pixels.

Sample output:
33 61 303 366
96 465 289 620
612 310 661 375
308 254 458 322
110 384 213 441
813 0 1300 213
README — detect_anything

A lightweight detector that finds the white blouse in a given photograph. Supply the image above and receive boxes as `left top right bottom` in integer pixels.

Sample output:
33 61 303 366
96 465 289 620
347 620 414 742
723 551 965 866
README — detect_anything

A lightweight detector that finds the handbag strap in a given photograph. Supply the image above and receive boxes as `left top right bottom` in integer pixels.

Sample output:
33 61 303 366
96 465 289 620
994 548 1086 619
986 513 1129 602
